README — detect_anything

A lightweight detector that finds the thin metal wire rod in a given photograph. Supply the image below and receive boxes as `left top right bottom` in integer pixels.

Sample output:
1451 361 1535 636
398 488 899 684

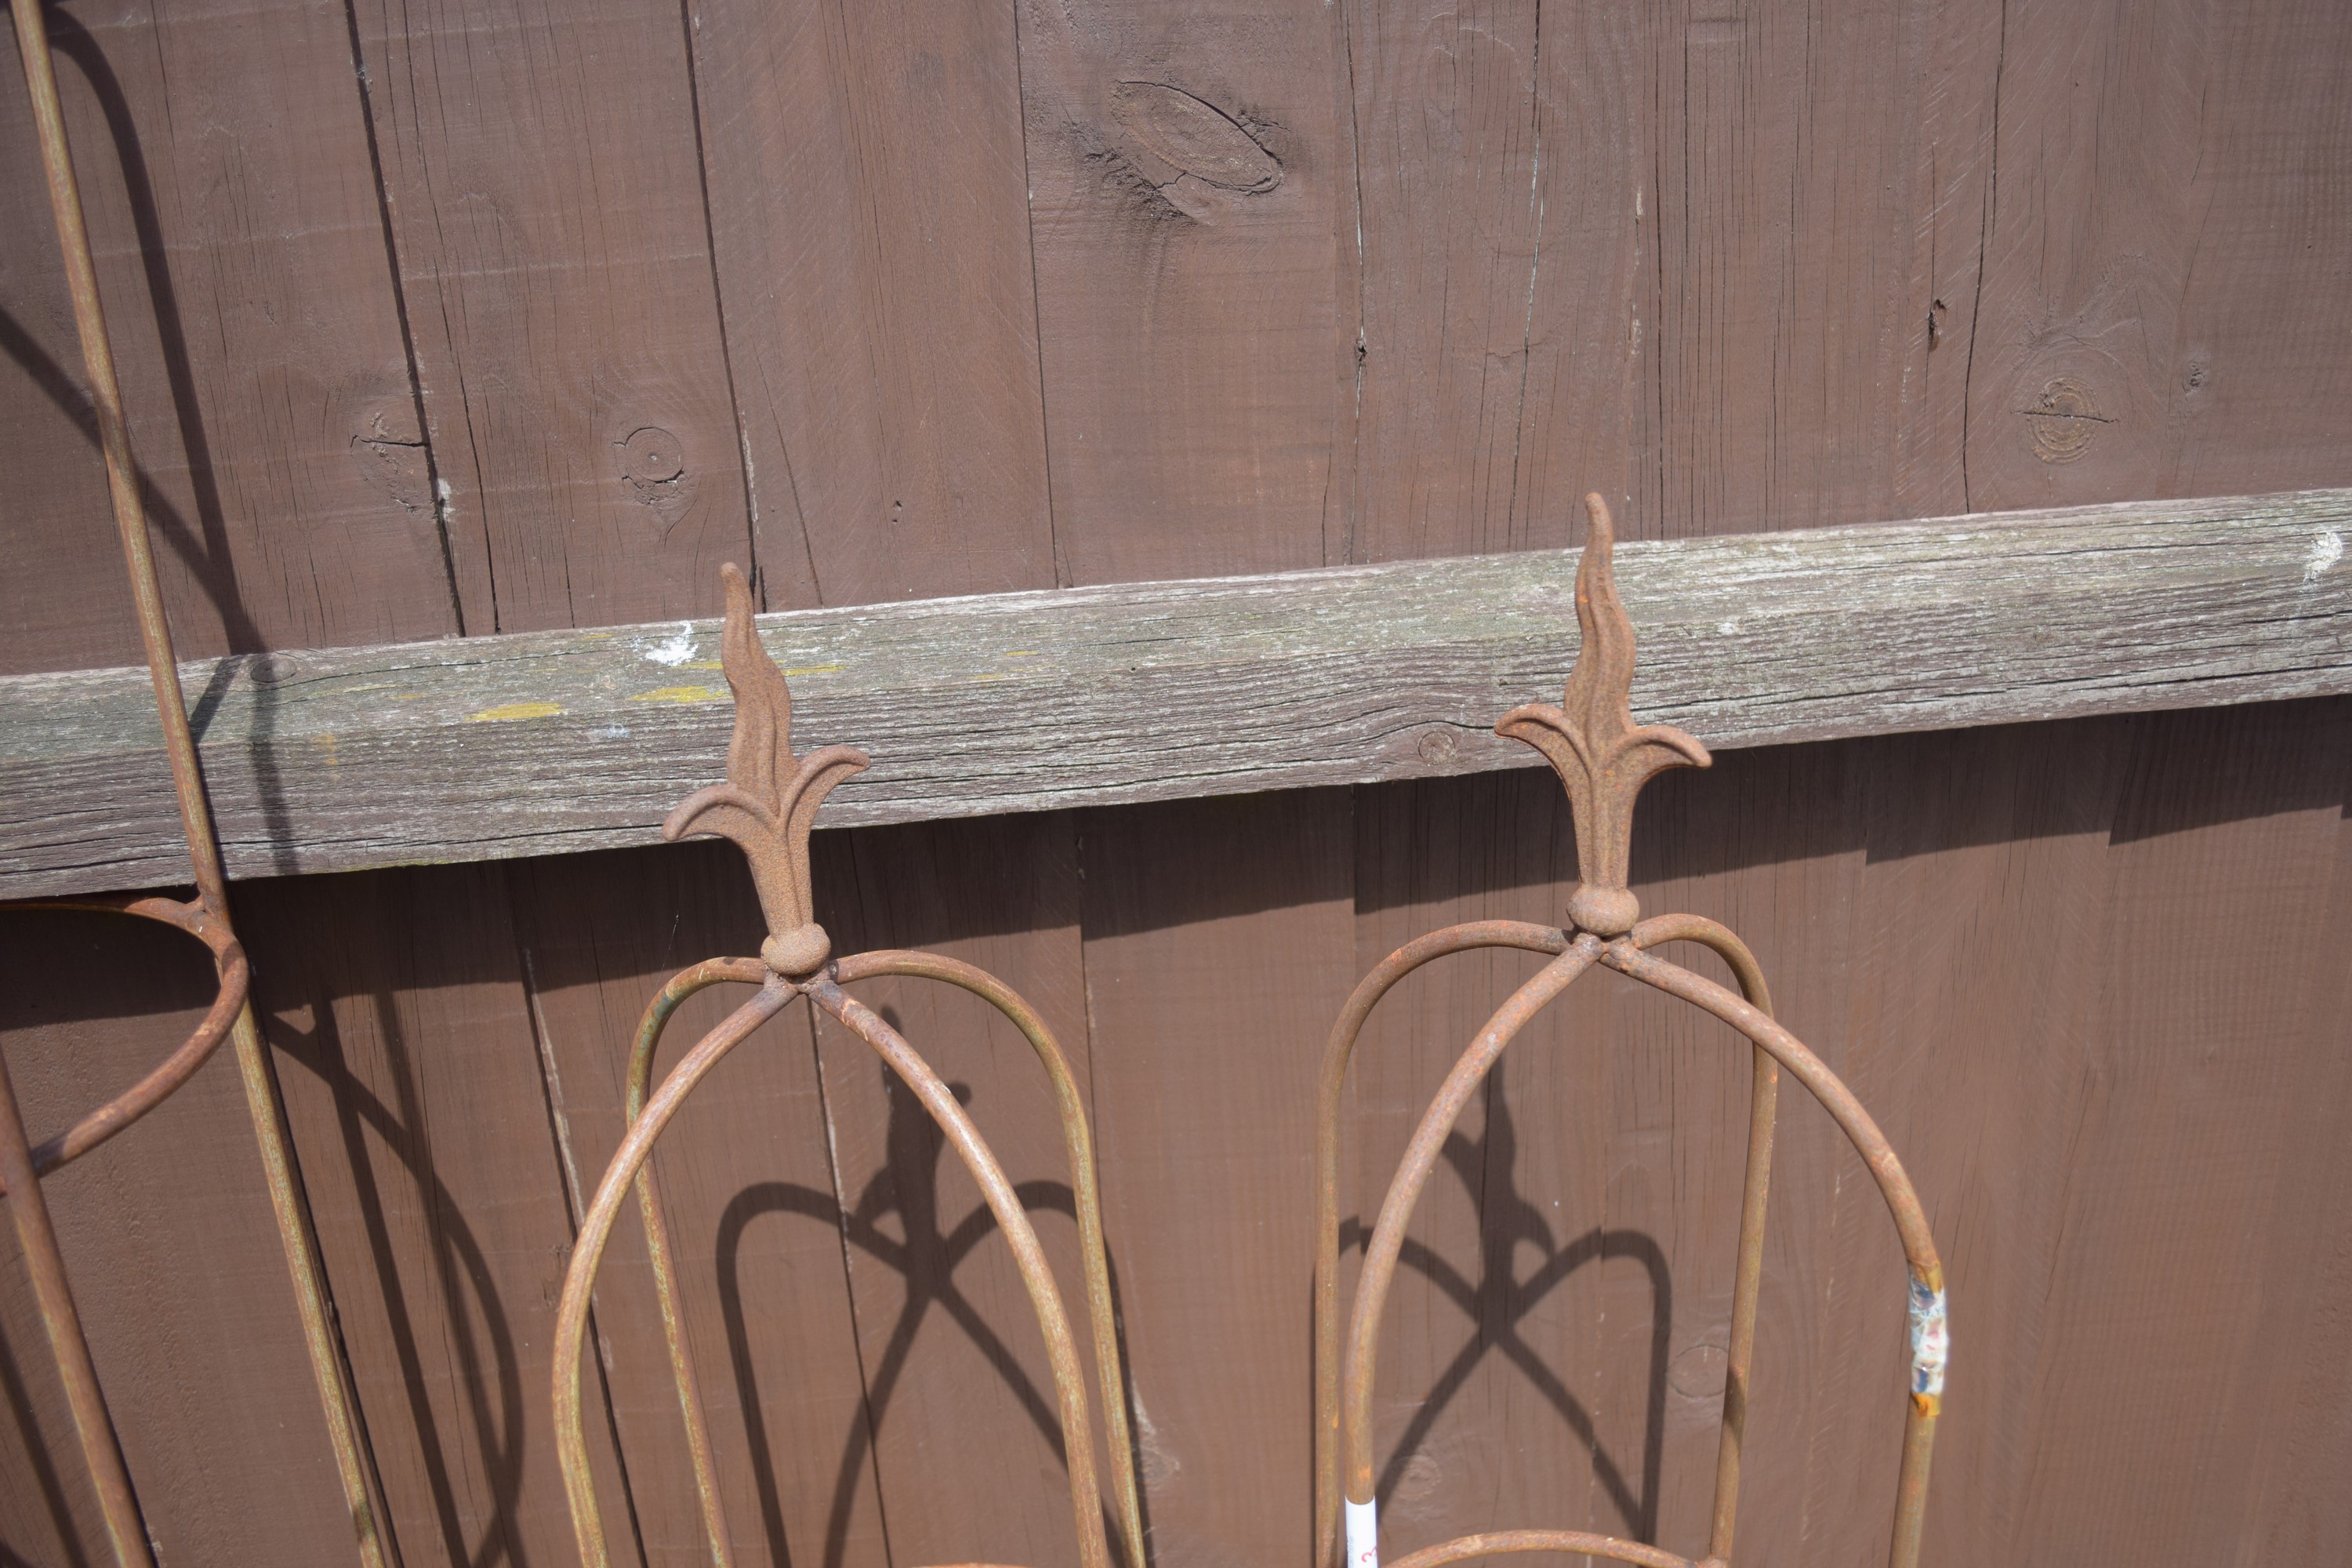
807 975 1114 1568
1603 946 1942 1568
9 5 396 1562
1340 938 1937 1568
0 1044 154 1567
0 898 245 1186
833 949 1147 1568
557 967 1121 1568
556 975 797 1568
1311 920 1573 1568
1339 936 1605 1508
621 956 768 1568
1624 915 1777 1566
618 950 1149 1568
1384 1530 1693 1568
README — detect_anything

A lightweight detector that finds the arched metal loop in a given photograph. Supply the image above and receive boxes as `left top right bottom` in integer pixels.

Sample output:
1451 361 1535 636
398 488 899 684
611 952 1146 1568
1325 492 1944 1568
1333 938 1943 1568
0 895 249 1196
551 968 1121 1568
561 564 1142 1568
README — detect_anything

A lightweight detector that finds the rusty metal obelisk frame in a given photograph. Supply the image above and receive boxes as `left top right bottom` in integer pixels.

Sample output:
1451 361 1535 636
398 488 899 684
6 5 396 1565
550 564 1148 1568
1312 495 1947 1568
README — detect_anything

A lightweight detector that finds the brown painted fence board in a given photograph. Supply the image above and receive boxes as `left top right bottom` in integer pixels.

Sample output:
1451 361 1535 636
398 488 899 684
4 488 2350 898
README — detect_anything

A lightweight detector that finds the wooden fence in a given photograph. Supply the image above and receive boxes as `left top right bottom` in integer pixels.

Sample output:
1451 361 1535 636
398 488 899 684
2 2 2349 1566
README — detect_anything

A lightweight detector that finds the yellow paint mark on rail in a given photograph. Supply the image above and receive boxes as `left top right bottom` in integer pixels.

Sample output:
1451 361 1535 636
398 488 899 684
783 664 845 677
470 702 565 721
629 685 728 704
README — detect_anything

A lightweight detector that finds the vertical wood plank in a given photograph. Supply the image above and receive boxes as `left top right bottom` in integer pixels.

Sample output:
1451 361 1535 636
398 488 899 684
350 0 750 633
1639 0 1998 538
1077 790 1357 1567
1965 0 2352 508
245 863 643 1568
510 841 887 1568
1996 702 2352 1563
1017 0 1353 583
2161 0 2352 499
1341 0 1648 562
0 0 457 675
685 0 1058 608
0 910 358 1567
1740 723 2129 1564
808 812 1103 1568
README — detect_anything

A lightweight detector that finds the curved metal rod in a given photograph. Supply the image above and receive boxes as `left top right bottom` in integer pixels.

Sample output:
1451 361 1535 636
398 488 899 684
1341 935 1606 1506
1624 916 1775 1565
557 975 797 1568
806 974 1113 1568
0 896 248 1192
1385 1530 1692 1568
1311 920 1573 1567
1342 928 1940 1568
12 2 396 1558
1602 944 1942 1568
833 949 1145 1568
564 969 1120 1568
620 956 769 1568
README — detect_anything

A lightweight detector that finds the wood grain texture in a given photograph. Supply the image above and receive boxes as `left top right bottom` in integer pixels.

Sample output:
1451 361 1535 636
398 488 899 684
347 0 750 634
1076 790 1359 1568
1017 0 1354 583
242 864 643 1568
0 0 458 677
1962 0 2352 511
686 0 1058 609
1341 0 1646 561
1638 0 1996 539
808 813 1105 1568
0 909 358 1566
7 490 2351 898
509 843 886 1568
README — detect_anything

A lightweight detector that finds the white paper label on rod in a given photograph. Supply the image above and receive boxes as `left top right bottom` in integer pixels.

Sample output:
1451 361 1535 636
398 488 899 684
1345 1497 1378 1568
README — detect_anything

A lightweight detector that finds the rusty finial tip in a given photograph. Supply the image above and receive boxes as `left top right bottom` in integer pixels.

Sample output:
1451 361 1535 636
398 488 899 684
1495 492 1710 916
662 564 869 953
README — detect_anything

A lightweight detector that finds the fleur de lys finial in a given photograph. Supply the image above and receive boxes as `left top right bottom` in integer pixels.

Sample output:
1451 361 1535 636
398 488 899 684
663 564 869 975
1495 494 1711 936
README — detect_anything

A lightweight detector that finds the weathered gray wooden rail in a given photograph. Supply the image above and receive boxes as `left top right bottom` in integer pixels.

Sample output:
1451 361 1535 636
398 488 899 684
5 488 2350 898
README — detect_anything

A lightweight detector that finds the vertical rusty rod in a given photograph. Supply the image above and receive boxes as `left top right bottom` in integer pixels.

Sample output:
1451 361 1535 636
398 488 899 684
833 949 1148 1568
1342 937 1605 1507
1311 920 1573 1568
624 957 768 1568
11 5 395 1561
0 1045 154 1568
1625 915 1777 1566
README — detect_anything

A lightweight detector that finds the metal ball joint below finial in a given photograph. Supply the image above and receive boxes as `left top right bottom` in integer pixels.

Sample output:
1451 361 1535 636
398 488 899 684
760 923 832 977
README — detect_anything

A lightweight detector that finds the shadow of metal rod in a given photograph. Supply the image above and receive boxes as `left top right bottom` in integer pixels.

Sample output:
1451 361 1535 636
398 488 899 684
1624 914 1777 1565
1311 919 1573 1568
832 949 1147 1568
8 5 397 1564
